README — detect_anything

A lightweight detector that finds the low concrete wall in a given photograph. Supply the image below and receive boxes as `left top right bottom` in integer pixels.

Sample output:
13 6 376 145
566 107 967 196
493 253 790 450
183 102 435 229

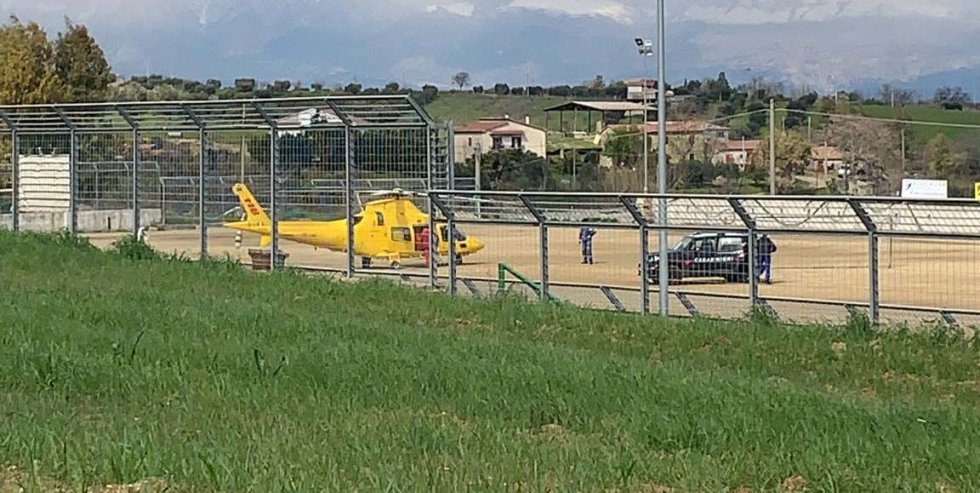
1 209 163 233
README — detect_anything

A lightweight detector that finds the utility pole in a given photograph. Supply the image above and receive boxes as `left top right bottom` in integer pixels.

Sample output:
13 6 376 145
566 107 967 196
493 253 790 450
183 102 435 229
900 128 906 179
656 0 669 316
643 56 649 194
769 98 776 195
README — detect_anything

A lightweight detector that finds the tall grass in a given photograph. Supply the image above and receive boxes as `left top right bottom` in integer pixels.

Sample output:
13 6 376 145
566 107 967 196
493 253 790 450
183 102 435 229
1 231 979 492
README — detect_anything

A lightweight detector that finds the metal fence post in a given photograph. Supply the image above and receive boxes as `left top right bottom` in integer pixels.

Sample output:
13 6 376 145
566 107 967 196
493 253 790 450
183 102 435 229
540 222 549 301
657 195 669 316
9 129 18 231
848 199 879 324
131 129 140 234
518 195 549 302
446 202 457 296
344 127 355 278
116 107 140 235
869 231 880 323
728 198 758 308
446 121 455 190
621 196 649 314
748 229 759 306
428 193 438 289
269 128 280 270
68 129 78 235
426 126 435 192
198 127 207 257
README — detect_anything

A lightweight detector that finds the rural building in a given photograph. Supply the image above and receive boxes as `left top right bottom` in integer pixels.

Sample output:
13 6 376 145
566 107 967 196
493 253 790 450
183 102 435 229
712 139 763 167
810 145 846 173
597 121 731 166
543 100 651 135
624 79 675 102
454 117 548 162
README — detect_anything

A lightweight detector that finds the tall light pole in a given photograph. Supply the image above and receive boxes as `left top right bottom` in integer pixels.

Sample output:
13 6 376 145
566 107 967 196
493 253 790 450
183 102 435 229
635 38 653 194
655 0 669 316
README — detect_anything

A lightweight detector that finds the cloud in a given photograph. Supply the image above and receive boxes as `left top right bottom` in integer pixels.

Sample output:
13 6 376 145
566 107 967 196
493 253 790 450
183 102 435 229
425 2 475 16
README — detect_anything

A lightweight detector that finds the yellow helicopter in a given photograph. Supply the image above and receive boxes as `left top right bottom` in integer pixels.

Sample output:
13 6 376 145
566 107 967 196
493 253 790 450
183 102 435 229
222 183 485 269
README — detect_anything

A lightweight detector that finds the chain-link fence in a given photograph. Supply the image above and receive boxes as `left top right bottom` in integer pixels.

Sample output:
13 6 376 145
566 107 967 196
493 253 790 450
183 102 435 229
0 97 453 267
3 97 979 328
425 190 980 327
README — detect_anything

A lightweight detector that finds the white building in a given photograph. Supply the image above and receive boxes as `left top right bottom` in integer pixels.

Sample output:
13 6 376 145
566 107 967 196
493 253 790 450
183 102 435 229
454 117 548 162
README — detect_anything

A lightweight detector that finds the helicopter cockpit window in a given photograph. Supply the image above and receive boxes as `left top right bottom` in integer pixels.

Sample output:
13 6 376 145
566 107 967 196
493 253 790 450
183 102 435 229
439 225 467 242
375 212 385 226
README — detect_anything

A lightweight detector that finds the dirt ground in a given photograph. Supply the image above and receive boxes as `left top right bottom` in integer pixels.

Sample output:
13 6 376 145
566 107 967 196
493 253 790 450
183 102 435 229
83 223 980 324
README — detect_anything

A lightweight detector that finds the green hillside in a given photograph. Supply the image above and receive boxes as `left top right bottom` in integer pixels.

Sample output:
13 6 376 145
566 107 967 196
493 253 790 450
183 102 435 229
2 231 980 491
857 104 980 143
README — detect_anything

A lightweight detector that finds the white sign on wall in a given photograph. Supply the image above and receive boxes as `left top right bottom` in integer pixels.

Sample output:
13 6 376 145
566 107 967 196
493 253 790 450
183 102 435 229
901 179 948 199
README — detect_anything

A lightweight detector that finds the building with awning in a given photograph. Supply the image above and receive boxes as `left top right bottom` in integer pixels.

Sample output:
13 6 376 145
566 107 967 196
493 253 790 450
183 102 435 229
543 100 654 134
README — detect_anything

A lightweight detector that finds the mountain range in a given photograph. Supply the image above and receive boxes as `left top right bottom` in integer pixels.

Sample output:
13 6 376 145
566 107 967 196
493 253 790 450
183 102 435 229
2 0 978 96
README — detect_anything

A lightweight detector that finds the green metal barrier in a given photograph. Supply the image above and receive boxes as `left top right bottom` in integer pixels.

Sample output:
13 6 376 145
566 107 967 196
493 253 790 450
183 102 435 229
497 263 560 303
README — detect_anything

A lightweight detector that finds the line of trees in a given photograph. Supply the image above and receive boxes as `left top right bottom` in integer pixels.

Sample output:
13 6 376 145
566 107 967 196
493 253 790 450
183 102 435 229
0 16 112 104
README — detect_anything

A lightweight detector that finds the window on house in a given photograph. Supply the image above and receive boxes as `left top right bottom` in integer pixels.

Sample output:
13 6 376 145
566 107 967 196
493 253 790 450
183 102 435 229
492 137 503 149
511 136 522 148
468 137 473 146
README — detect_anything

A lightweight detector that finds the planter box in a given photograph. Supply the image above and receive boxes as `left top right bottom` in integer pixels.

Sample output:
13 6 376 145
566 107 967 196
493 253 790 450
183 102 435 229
247 248 289 271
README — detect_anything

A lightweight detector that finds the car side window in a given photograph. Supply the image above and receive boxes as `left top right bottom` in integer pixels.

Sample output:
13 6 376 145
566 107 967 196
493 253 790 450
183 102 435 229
692 238 716 252
717 237 743 253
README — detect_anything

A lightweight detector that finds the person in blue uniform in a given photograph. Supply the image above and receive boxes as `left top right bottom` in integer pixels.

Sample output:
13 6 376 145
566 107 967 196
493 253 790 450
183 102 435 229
756 234 777 284
579 225 597 264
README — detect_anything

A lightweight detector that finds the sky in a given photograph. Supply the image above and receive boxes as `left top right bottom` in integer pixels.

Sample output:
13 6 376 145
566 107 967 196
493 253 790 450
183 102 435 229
3 0 979 94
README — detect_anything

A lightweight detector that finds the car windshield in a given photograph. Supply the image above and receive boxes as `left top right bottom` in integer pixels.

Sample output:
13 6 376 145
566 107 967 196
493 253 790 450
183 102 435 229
671 238 693 250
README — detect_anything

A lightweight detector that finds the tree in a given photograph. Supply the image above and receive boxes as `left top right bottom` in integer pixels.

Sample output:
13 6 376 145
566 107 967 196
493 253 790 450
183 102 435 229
824 117 901 194
452 71 470 90
880 84 917 107
925 133 968 181
756 130 811 192
0 16 64 104
934 86 970 105
344 82 362 95
415 84 438 105
53 18 111 102
590 75 605 90
234 78 256 92
383 81 401 94
478 149 549 190
602 126 644 170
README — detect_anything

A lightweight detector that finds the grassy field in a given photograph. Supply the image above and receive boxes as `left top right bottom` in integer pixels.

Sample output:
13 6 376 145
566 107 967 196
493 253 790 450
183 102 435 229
857 104 980 144
2 231 980 492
